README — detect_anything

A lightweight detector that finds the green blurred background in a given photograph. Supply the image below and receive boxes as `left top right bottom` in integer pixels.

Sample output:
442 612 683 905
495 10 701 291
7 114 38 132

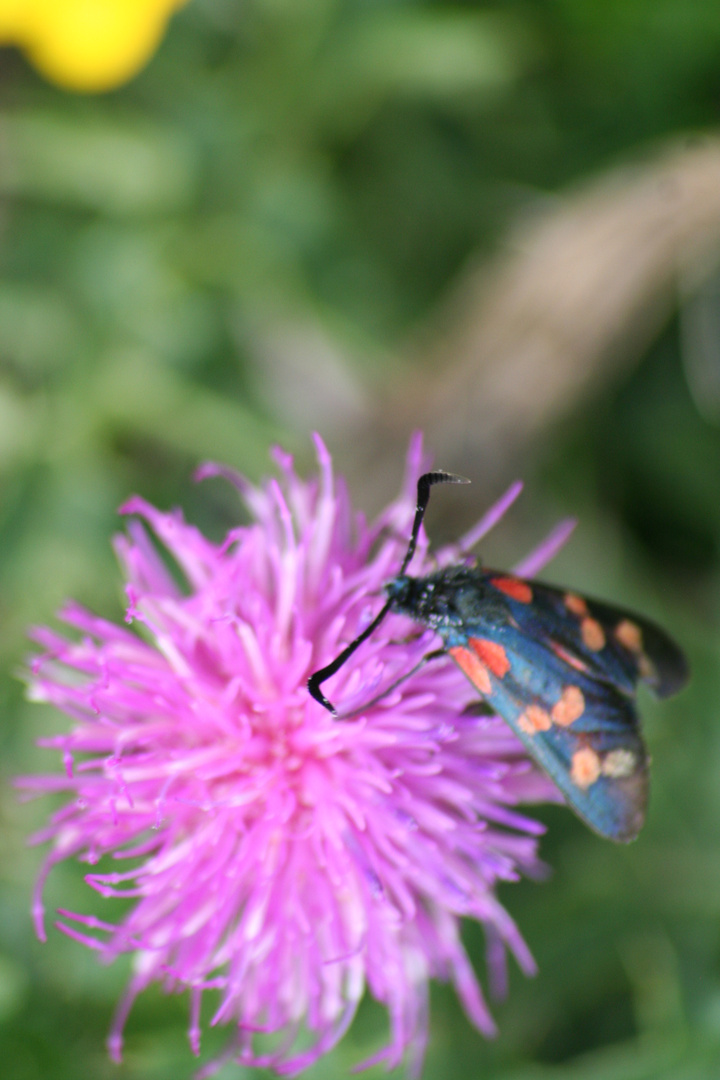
2 0 720 1077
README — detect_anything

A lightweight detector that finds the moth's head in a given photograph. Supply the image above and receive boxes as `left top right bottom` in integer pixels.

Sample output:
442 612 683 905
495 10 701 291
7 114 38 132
383 570 453 627
384 574 414 609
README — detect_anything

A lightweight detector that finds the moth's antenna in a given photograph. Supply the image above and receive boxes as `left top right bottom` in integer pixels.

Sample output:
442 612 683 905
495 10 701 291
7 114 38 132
307 470 469 714
400 470 469 575
307 598 393 714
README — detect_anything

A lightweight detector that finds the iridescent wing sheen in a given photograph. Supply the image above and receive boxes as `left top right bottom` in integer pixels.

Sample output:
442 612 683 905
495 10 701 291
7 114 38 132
483 572 689 700
442 572 688 842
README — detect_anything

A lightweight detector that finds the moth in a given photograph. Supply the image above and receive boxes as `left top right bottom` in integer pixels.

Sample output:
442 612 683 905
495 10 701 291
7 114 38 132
308 471 689 842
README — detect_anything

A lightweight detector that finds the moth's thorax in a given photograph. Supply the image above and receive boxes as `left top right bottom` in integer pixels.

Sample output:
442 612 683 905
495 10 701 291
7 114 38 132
385 565 507 640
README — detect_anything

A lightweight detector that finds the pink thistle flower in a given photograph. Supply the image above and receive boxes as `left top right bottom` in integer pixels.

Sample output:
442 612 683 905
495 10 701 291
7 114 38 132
20 436 565 1076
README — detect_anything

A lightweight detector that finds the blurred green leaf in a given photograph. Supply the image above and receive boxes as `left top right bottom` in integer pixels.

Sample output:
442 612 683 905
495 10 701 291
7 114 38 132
0 112 197 215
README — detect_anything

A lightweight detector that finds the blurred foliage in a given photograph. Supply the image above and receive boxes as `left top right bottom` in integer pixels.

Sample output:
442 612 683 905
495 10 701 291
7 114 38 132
1 1 720 1079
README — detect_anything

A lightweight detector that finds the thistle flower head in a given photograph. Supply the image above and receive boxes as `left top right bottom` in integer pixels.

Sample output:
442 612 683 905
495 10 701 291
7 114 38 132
21 436 562 1076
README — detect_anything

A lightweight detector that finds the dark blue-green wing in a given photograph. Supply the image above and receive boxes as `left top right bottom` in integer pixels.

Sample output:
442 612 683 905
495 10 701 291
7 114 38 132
442 572 687 842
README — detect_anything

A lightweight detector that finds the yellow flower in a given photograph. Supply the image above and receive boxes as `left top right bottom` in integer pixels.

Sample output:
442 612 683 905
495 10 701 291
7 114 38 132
0 0 188 92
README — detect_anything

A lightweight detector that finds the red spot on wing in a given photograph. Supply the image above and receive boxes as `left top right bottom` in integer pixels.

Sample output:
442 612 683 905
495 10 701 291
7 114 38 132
549 641 589 674
570 746 601 788
491 576 533 604
581 617 606 651
449 645 492 695
614 619 655 681
615 619 643 653
551 685 585 727
564 592 589 617
518 704 552 734
468 637 511 678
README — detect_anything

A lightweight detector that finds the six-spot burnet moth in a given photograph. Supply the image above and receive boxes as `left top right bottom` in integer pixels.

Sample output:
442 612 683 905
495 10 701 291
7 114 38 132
308 471 689 842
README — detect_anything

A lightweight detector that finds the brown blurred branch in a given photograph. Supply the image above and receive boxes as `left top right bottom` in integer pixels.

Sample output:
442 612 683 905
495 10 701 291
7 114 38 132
255 135 720 504
384 135 720 485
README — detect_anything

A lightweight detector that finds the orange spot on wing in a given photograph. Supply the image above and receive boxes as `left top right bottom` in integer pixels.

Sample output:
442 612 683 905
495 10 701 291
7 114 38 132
491 576 533 604
551 685 585 727
449 645 492 695
564 592 589 617
469 637 511 678
570 746 601 788
518 704 552 734
615 619 643 653
581 617 606 651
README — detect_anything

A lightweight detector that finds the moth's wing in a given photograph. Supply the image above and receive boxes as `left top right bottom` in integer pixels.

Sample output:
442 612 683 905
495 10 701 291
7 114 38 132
485 573 689 699
448 628 648 842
